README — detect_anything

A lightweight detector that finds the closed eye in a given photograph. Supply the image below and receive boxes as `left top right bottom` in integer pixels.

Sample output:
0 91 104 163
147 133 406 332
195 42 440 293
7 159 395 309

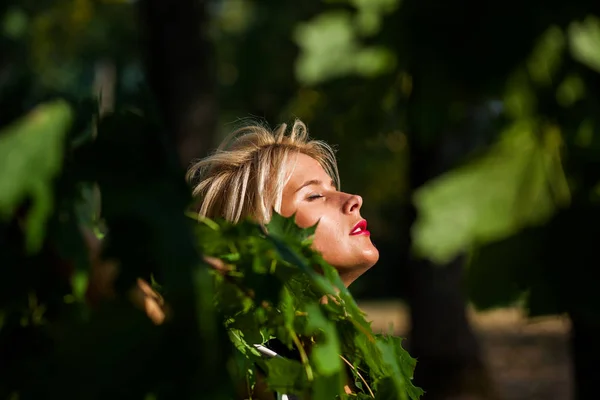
307 194 324 201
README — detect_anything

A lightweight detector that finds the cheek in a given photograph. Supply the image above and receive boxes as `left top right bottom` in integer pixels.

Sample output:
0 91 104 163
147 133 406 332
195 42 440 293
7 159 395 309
310 218 345 255
293 206 321 229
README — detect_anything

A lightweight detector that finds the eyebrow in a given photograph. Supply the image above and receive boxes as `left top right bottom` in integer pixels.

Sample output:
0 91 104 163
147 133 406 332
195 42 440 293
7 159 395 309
294 179 336 193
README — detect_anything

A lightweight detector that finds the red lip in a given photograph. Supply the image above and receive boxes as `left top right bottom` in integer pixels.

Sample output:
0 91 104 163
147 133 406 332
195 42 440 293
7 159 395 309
350 219 370 236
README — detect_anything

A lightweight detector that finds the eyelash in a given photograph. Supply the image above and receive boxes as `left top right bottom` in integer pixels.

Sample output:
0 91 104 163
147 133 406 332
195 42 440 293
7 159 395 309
307 194 324 201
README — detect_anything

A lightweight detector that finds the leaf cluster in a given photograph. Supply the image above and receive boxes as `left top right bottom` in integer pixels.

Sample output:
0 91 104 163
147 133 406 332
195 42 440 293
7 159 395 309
193 213 423 400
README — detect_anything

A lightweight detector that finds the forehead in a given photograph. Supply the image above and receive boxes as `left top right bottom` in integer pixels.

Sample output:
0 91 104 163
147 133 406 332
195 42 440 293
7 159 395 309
285 153 331 187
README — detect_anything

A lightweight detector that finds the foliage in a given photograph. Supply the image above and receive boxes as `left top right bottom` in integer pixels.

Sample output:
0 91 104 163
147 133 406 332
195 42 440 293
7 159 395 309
4 0 600 397
195 212 422 399
0 97 228 398
0 100 73 252
293 0 398 85
405 15 600 319
412 119 570 264
568 15 600 74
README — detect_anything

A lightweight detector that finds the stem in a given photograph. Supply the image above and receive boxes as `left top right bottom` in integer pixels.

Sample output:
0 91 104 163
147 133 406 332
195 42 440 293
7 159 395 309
350 319 375 342
340 355 374 398
186 212 220 230
290 329 313 382
246 372 253 400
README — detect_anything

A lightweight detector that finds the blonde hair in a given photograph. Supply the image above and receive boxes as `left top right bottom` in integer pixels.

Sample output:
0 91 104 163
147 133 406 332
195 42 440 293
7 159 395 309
186 119 340 223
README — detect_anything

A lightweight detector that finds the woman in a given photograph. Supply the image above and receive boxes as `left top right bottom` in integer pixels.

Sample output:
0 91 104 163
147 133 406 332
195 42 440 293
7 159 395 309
186 119 379 399
186 119 379 288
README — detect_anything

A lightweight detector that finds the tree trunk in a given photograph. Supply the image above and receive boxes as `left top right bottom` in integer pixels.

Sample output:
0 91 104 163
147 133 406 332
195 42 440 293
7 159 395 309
405 255 497 399
138 0 218 168
568 313 600 400
402 70 498 399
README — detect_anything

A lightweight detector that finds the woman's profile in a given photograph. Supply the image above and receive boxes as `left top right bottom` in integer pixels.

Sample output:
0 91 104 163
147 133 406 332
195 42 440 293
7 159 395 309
186 119 379 288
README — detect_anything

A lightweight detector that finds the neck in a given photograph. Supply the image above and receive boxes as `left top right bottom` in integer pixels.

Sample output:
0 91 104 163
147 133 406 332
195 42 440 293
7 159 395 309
338 269 364 288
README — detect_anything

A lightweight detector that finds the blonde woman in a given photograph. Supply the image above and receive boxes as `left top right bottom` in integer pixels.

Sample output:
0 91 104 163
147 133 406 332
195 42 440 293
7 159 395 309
186 119 379 288
186 119 379 399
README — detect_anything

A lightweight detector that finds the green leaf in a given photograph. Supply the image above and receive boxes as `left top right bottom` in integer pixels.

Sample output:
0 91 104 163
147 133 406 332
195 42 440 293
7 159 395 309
412 120 570 264
266 211 317 244
568 15 600 73
293 11 395 85
375 336 422 400
228 328 262 358
262 357 308 395
350 0 401 35
280 287 296 329
0 100 73 252
304 303 342 376
312 371 346 400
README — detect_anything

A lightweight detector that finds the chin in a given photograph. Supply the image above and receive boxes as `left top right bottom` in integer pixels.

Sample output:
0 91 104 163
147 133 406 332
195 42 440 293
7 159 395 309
362 245 379 268
341 251 379 287
363 251 379 270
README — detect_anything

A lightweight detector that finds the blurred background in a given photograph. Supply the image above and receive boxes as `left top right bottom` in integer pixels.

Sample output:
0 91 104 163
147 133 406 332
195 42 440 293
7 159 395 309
2 0 600 399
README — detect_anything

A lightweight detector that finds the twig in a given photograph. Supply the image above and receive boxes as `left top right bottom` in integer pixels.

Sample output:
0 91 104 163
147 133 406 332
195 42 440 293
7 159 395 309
203 255 233 273
340 355 374 398
290 329 314 382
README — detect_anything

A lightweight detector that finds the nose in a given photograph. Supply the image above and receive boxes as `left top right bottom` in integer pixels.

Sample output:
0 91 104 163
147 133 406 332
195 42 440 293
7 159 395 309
343 193 363 214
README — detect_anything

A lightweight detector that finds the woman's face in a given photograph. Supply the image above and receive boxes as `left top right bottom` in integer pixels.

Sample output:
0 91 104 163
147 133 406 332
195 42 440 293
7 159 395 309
280 153 379 286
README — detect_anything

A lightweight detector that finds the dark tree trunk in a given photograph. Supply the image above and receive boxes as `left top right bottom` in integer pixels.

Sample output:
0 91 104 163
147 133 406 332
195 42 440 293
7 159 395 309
405 255 497 399
402 69 498 399
568 313 600 400
138 0 218 168
550 205 600 400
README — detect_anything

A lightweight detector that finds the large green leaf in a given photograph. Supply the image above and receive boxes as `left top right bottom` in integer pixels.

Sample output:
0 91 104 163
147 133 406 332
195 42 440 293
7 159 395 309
412 120 570 264
0 100 73 252
568 15 600 73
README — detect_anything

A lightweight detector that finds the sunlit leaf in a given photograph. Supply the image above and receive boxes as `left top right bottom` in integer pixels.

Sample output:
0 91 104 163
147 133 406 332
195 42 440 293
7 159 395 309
294 11 358 85
293 11 395 85
0 100 73 252
376 335 422 400
412 120 570 264
568 15 600 73
354 47 397 78
349 0 401 35
267 211 317 244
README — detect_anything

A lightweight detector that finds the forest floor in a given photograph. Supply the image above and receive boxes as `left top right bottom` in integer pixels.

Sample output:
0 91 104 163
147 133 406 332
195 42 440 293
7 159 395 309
358 300 572 400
